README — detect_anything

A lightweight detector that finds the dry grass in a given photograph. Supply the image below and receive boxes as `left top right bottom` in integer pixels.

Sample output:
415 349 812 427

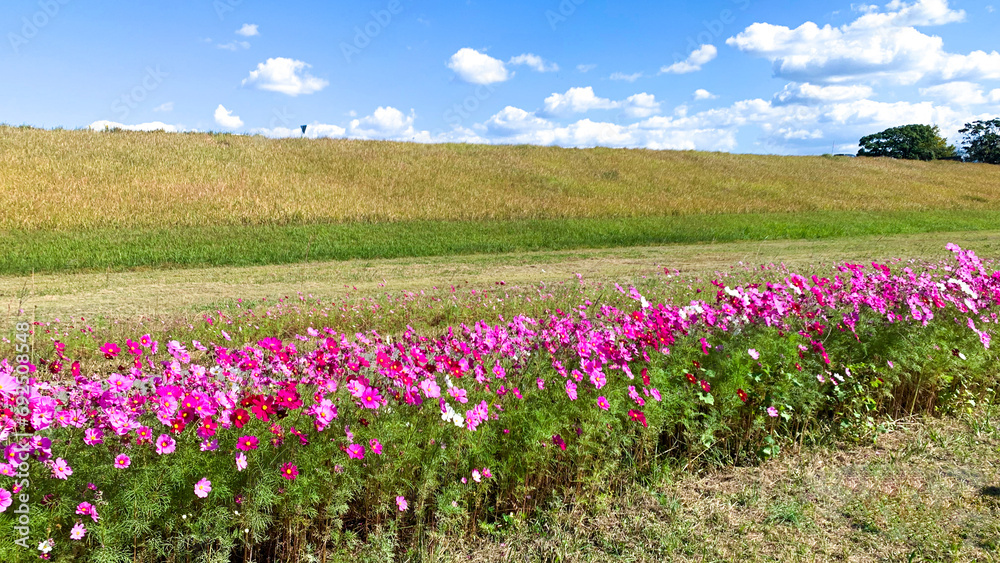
438 411 1000 562
3 126 1000 230
3 229 998 323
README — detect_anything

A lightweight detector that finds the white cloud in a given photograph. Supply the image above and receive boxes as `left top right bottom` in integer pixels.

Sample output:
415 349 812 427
610 71 643 82
253 122 347 139
217 40 250 51
773 82 874 105
623 93 661 118
447 48 510 84
544 87 619 114
242 58 328 96
152 102 174 112
727 0 1000 85
508 53 559 73
348 106 418 139
661 44 718 74
87 120 182 133
919 81 988 105
694 89 718 100
484 106 553 136
577 63 597 73
236 23 259 37
990 89 1000 103
541 87 661 118
214 104 244 129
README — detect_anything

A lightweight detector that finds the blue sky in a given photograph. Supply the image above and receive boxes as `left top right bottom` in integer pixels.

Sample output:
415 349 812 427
2 0 999 154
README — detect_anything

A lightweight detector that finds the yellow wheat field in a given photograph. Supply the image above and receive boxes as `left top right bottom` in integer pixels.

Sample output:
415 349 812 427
2 126 1000 230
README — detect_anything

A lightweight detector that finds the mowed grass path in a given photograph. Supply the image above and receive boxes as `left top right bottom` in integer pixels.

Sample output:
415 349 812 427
3 126 1000 273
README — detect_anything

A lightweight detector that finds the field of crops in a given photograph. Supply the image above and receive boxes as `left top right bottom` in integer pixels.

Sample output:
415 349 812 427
4 127 1000 275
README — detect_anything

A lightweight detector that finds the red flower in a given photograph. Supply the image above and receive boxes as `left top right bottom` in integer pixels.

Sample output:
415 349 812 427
251 396 275 422
628 409 648 427
737 389 748 403
685 373 697 384
700 380 711 393
233 408 250 429
170 418 186 434
641 368 650 386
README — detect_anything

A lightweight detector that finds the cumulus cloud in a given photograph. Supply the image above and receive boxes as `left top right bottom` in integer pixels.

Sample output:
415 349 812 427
152 102 174 112
727 0 1000 85
87 120 182 132
544 87 619 114
236 23 259 37
919 81 989 105
773 82 874 105
447 48 511 84
214 104 244 129
991 89 1000 103
242 58 328 96
610 71 643 82
348 106 419 139
661 45 718 74
508 53 559 72
694 89 718 100
577 63 597 73
622 93 661 118
252 122 347 139
541 87 661 118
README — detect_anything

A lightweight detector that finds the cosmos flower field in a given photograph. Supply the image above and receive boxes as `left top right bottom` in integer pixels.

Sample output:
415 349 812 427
0 244 997 562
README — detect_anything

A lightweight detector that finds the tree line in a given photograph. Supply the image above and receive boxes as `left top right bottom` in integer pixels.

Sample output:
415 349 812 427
856 119 1000 164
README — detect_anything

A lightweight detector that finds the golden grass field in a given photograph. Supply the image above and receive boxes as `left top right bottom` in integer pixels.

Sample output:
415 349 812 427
3 126 1000 230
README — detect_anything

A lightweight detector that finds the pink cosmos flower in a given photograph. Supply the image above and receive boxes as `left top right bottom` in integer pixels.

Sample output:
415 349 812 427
0 373 20 398
565 379 577 401
114 454 130 469
369 439 383 455
767 406 779 418
51 458 72 480
76 502 99 522
236 452 247 471
0 488 11 513
70 522 86 540
536 378 545 390
597 396 610 410
447 387 468 404
748 349 760 360
396 496 408 511
155 435 176 455
472 469 482 483
359 387 382 410
700 380 711 393
194 478 212 498
419 379 441 398
346 444 365 459
280 463 299 480
482 468 492 478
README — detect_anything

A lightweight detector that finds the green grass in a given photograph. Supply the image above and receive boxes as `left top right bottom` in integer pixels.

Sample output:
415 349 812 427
5 210 1000 274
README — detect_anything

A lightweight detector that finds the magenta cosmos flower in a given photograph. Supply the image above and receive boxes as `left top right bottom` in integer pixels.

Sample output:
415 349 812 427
194 478 212 498
236 436 259 451
767 406 779 418
155 435 176 455
346 444 365 459
0 488 12 513
369 439 383 455
114 454 131 469
396 496 408 511
280 463 299 480
597 396 610 410
359 387 382 409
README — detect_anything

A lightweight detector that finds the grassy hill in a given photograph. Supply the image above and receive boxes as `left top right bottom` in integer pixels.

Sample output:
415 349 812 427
2 125 1000 274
